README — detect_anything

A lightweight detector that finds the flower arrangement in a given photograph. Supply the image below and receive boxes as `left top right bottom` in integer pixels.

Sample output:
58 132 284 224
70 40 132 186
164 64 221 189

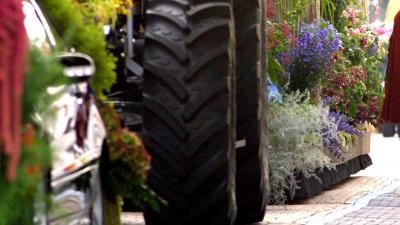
100 104 162 210
266 0 307 89
265 0 378 204
267 19 295 87
321 6 386 126
284 20 342 92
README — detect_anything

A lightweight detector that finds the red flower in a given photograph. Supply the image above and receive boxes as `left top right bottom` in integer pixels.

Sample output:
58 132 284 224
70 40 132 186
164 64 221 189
266 0 276 19
360 37 368 49
280 23 292 38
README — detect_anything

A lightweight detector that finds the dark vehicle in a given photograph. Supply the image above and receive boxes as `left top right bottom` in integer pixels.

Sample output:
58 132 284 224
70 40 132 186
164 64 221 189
23 1 107 224
107 0 269 224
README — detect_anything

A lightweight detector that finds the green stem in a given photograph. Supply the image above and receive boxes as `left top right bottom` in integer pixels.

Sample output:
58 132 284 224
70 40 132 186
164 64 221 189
104 192 122 225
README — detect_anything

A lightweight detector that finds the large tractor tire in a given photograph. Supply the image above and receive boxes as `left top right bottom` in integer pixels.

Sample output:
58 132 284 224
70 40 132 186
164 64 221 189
233 0 268 224
142 0 237 224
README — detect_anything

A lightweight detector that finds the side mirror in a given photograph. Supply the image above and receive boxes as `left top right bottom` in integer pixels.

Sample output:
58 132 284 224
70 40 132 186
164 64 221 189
59 52 95 79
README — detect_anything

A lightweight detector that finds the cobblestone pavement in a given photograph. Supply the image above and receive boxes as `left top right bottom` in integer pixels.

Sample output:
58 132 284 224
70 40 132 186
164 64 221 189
262 176 389 225
323 187 400 225
262 204 348 225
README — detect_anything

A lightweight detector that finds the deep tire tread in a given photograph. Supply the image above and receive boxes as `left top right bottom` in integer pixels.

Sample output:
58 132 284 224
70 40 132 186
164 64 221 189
233 0 268 224
143 0 236 224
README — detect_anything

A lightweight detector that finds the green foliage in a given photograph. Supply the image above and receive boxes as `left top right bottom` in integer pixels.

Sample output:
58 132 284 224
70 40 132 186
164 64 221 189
275 0 308 34
0 47 61 225
319 0 361 25
100 104 164 210
331 0 360 25
268 55 285 86
79 0 133 26
266 20 293 88
23 47 66 124
321 0 336 23
39 0 117 97
268 92 334 204
0 137 51 225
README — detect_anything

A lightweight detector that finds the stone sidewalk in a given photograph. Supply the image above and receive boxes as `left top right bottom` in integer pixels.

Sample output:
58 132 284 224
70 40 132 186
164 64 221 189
263 176 389 225
322 186 400 225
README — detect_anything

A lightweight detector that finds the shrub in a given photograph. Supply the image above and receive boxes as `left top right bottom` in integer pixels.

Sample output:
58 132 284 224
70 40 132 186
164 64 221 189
268 92 335 203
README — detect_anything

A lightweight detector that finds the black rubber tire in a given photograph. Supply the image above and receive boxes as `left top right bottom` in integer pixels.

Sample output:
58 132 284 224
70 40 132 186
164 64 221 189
233 0 268 224
142 0 237 224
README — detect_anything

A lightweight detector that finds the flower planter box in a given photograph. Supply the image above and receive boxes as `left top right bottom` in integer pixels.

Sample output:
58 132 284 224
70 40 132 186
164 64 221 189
289 131 372 201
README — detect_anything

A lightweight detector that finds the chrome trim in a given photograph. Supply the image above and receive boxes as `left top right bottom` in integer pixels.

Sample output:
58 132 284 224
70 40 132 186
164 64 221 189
235 139 246 149
51 163 97 188
29 0 56 46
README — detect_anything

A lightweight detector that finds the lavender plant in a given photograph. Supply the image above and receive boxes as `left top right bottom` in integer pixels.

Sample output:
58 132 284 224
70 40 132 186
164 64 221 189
268 92 335 204
285 20 342 92
321 99 363 159
329 111 363 136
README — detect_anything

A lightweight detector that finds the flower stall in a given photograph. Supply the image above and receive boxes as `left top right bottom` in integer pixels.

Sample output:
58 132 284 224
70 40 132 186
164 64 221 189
267 0 386 203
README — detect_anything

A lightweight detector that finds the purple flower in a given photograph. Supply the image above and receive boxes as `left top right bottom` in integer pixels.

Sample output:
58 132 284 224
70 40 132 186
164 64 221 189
285 20 342 91
322 96 337 107
321 111 363 159
322 130 343 158
328 111 363 136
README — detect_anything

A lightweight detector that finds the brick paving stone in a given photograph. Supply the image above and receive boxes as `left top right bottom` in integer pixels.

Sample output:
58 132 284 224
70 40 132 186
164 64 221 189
263 204 347 224
320 188 400 224
302 177 388 205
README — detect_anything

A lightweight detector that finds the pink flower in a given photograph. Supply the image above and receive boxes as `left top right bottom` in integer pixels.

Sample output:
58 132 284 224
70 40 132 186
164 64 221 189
343 8 359 24
350 28 360 36
348 8 358 17
359 25 367 33
374 26 385 35
343 8 357 18
351 17 357 25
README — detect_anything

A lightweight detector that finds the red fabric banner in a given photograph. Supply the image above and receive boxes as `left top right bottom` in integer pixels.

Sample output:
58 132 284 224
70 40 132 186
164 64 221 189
381 11 400 123
0 0 27 180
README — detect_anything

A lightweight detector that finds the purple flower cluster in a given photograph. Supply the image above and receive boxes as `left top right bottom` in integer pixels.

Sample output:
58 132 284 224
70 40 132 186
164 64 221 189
295 21 342 70
322 96 337 107
286 20 342 91
321 111 363 158
322 129 343 158
328 111 364 136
